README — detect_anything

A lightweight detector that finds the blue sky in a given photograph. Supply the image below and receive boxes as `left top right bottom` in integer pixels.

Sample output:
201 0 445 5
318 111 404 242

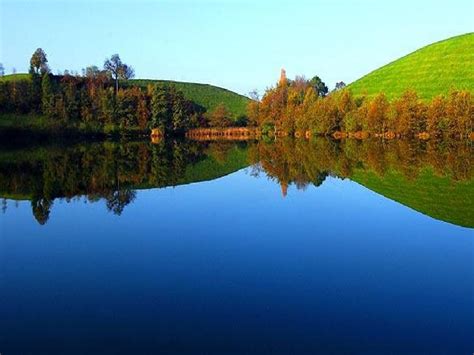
0 0 472 95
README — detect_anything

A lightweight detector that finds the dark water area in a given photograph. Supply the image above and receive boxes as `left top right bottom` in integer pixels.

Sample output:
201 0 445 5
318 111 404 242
0 138 473 354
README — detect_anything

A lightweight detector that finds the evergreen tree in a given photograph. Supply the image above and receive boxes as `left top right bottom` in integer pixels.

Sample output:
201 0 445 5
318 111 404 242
41 73 54 117
150 84 171 132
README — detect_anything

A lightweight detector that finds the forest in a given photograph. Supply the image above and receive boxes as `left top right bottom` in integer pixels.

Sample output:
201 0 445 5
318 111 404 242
1 49 473 138
247 70 474 139
0 49 241 135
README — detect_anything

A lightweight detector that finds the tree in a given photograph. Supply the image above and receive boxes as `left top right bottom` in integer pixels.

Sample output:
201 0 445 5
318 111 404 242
106 189 136 216
447 90 473 138
249 89 260 101
335 81 346 91
171 89 188 131
392 90 426 136
0 63 4 77
29 48 49 75
427 95 448 137
150 84 171 132
41 73 54 116
310 75 329 97
83 65 100 78
366 93 390 133
103 54 135 93
31 197 52 225
208 103 233 128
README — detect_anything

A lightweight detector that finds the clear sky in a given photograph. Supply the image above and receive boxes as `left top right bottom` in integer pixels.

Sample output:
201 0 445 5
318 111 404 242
0 0 472 95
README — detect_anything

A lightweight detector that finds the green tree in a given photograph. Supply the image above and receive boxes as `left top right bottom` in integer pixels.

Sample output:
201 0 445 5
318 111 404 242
310 75 329 97
41 73 54 117
150 84 171 132
334 81 346 91
171 89 193 132
29 48 49 75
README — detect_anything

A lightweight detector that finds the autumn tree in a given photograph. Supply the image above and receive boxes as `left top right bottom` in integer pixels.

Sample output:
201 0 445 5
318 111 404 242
392 90 426 136
366 93 390 133
426 95 448 137
295 87 318 132
208 103 233 128
447 90 473 138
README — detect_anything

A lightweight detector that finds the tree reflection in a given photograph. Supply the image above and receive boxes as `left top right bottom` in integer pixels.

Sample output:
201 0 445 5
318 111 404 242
0 137 472 226
106 189 136 216
0 139 249 224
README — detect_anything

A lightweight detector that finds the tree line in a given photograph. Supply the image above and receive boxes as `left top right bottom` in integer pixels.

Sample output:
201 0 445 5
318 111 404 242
247 71 473 139
0 49 238 134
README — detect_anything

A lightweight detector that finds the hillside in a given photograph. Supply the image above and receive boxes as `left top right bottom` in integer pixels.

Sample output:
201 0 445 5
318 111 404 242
0 73 30 82
0 74 249 118
129 79 249 118
349 33 474 100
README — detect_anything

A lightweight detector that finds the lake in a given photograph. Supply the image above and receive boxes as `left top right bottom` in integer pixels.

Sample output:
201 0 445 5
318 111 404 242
0 137 473 354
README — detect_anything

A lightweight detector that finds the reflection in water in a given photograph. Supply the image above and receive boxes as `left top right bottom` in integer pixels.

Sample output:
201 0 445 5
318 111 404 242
0 138 472 227
1 137 473 354
0 139 250 224
249 138 473 227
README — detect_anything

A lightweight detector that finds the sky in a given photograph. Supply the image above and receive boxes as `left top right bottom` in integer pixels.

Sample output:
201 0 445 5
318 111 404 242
0 0 473 95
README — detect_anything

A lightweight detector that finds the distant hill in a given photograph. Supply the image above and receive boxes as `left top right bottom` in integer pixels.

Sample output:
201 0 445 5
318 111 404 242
0 74 250 118
348 33 474 100
128 79 249 118
0 73 30 82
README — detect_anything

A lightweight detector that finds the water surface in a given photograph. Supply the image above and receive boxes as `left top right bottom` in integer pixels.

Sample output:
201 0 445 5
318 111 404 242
0 138 473 354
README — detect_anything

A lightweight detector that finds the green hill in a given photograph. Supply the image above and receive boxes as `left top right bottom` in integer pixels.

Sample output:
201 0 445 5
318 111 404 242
349 33 474 100
129 79 249 118
0 73 30 82
0 74 249 118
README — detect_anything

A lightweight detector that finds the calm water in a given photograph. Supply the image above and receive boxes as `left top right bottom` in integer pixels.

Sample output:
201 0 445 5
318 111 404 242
0 138 473 354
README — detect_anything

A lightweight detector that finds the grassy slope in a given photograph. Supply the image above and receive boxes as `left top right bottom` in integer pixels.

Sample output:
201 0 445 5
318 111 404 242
0 74 250 118
0 73 30 81
129 79 249 118
348 33 474 100
351 167 474 228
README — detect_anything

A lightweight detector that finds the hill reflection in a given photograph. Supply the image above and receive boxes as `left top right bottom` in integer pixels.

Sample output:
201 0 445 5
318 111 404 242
0 138 472 227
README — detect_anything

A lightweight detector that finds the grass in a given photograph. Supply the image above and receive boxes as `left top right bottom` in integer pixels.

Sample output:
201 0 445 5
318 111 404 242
0 73 30 82
0 74 250 118
129 79 249 118
348 33 474 100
